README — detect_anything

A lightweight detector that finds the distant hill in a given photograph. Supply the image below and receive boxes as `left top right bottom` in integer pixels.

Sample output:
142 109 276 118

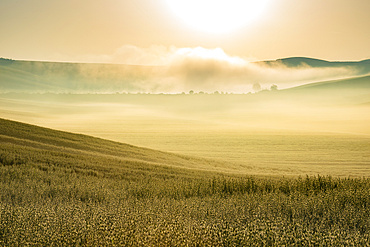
258 57 370 74
1 57 370 93
275 75 370 106
0 58 163 93
287 74 370 91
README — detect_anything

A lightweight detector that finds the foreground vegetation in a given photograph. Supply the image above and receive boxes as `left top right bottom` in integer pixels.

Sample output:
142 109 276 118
1 118 369 246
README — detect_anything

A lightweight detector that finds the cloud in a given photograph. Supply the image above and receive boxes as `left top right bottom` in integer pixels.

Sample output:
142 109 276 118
67 45 361 93
165 47 248 91
3 45 360 93
162 46 357 92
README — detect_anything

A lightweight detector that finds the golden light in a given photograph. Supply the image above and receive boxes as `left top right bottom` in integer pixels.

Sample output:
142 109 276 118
173 47 247 65
165 0 270 34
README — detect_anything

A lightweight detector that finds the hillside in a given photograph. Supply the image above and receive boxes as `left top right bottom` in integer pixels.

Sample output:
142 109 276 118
1 118 369 245
273 74 370 106
0 118 225 178
259 57 370 73
0 58 163 93
287 74 370 91
1 57 370 93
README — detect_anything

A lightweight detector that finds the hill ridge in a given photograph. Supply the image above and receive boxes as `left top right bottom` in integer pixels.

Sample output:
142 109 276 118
285 74 370 91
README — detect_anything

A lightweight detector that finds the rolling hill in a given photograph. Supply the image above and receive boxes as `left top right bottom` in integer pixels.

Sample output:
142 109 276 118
1 57 370 93
269 74 370 106
0 58 163 93
260 56 370 73
1 118 369 245
286 74 370 91
0 118 226 178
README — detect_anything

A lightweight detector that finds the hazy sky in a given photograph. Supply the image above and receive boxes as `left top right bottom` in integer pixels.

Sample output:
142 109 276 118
1 0 369 63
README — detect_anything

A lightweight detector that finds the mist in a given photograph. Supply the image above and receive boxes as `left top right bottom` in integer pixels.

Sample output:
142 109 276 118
0 46 364 94
1 71 369 171
166 47 358 92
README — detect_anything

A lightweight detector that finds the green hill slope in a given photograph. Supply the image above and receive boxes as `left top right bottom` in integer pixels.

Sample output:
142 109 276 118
0 58 162 93
276 74 370 105
287 74 370 91
259 57 370 73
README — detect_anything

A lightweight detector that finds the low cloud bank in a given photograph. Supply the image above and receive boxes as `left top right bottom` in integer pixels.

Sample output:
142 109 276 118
164 47 357 92
107 45 358 93
1 45 361 93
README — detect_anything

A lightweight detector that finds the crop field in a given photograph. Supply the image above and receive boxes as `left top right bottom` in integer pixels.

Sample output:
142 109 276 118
2 1 370 245
1 93 369 245
1 118 370 246
1 93 369 177
81 130 370 177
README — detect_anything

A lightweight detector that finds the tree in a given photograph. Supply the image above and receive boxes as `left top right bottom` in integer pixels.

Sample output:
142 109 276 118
270 84 278 91
252 83 261 92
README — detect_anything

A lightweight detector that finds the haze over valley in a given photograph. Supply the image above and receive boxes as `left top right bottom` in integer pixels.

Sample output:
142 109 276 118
1 56 369 177
1 0 370 245
1 55 370 93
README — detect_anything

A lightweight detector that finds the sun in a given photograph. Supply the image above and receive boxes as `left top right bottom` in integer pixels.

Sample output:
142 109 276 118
165 0 269 34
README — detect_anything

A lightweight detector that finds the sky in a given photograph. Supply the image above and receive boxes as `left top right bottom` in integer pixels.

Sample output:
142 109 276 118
1 0 369 64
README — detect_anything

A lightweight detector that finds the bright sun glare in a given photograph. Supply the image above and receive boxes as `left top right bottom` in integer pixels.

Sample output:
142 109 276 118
165 0 269 34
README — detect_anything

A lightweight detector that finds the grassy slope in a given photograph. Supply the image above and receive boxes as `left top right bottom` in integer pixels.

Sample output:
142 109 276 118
258 57 370 73
1 118 370 246
272 74 370 106
0 59 162 92
0 118 228 177
286 74 370 91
